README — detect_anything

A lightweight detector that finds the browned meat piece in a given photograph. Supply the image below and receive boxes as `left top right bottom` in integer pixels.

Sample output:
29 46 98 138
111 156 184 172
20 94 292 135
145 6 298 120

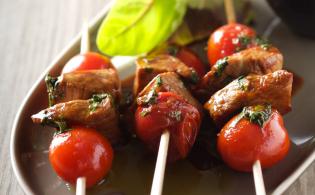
204 70 293 126
46 69 121 105
199 46 283 96
138 72 203 114
133 54 199 95
31 94 121 144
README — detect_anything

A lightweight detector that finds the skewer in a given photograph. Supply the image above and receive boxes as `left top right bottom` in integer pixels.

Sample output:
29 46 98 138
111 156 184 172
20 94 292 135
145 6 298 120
75 21 90 195
223 0 266 194
253 160 266 195
224 0 236 24
76 177 86 195
150 131 170 195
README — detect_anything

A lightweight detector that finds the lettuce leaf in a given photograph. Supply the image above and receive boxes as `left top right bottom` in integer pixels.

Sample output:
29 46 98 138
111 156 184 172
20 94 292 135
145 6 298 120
96 0 187 56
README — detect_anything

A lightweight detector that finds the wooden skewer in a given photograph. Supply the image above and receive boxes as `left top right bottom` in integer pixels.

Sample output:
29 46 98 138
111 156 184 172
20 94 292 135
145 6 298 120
223 1 266 195
75 21 90 195
80 21 90 54
150 130 170 195
76 177 86 195
253 160 266 195
224 0 236 24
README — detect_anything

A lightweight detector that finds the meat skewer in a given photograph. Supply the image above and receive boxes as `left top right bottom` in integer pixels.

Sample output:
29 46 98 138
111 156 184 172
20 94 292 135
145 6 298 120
221 1 266 194
135 73 201 195
76 21 90 195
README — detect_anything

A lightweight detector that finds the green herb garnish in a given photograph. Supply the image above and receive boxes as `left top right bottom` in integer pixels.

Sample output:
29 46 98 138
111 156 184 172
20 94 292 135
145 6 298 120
236 35 252 52
214 57 228 77
190 70 200 84
41 117 70 135
237 75 249 91
169 110 182 121
140 107 152 117
255 37 271 50
89 93 109 112
45 75 59 106
167 45 179 56
242 104 272 127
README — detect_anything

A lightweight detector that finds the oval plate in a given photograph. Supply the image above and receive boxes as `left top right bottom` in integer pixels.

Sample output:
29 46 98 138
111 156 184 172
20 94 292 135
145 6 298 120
10 0 315 195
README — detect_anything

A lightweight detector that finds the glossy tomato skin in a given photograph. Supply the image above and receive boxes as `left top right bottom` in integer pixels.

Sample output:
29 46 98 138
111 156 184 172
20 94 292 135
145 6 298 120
207 23 256 66
135 92 201 162
217 109 290 172
175 47 206 77
49 127 113 187
62 52 111 74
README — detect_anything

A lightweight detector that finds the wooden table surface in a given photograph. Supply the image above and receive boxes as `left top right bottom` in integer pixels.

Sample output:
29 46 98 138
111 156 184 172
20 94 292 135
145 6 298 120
0 0 314 194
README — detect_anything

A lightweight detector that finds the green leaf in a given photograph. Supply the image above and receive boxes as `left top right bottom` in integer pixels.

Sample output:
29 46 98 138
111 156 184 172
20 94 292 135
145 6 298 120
96 0 187 56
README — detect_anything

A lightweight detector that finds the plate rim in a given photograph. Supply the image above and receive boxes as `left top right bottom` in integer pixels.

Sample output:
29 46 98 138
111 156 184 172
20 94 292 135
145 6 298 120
10 1 315 195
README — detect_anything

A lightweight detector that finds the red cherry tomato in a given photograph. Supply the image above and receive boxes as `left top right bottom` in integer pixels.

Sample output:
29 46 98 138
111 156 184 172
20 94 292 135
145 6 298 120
49 127 113 187
62 52 111 74
176 47 206 77
135 92 201 162
207 23 256 66
217 107 290 172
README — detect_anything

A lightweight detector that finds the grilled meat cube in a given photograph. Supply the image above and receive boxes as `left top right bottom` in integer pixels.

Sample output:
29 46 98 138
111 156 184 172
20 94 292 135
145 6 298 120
138 72 202 114
133 54 199 95
46 69 121 105
31 94 121 144
204 70 293 125
199 46 283 96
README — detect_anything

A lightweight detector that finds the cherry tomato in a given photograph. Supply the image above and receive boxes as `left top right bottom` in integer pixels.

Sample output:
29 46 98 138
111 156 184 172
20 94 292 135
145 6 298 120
62 52 111 74
135 92 201 162
217 107 290 172
175 47 206 77
207 23 256 66
49 127 113 187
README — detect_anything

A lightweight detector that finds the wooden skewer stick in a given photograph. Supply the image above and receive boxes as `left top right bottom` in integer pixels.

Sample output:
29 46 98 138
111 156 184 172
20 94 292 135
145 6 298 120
80 21 90 54
224 0 236 24
253 160 266 195
76 177 86 195
150 130 170 195
223 1 266 195
75 21 90 195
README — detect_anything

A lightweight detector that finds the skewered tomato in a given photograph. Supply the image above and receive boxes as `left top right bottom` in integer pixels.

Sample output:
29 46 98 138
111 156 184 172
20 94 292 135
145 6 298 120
175 47 206 77
49 126 113 188
135 92 201 162
217 105 290 172
207 23 256 66
62 52 111 73
149 44 206 77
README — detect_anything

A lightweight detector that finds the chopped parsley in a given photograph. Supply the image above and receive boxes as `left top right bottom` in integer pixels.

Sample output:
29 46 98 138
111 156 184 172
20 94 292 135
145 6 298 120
242 104 272 127
167 45 179 56
140 107 152 117
88 93 109 112
237 75 249 91
45 75 59 106
236 36 252 52
137 76 162 106
190 70 199 84
214 57 229 77
41 117 70 135
169 110 182 121
255 37 271 50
